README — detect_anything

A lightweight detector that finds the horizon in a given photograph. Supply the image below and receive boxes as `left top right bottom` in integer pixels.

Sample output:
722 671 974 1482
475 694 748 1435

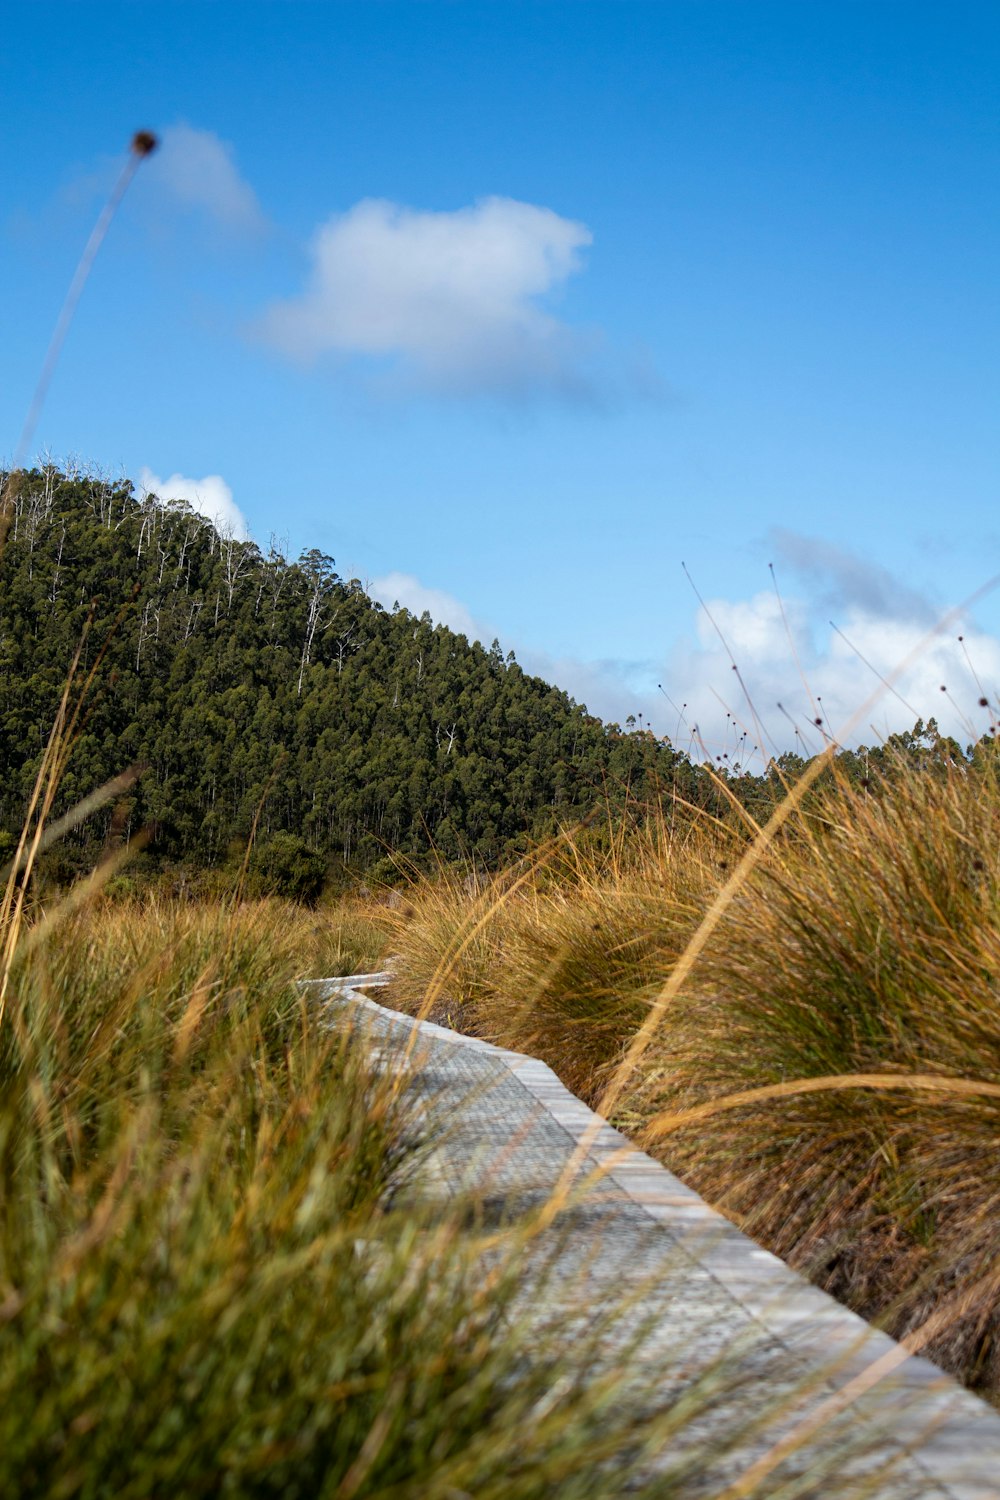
4 1 999 763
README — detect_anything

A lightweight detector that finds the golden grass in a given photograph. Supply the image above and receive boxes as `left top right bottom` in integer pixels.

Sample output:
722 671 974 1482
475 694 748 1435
3 886 915 1495
0 655 969 1488
387 749 1000 1396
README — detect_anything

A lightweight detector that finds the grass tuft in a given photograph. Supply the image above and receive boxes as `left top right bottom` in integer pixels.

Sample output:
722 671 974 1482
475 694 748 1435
387 753 1000 1398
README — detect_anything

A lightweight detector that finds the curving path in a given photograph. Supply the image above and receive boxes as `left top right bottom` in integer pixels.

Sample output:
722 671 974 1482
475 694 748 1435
307 973 1000 1499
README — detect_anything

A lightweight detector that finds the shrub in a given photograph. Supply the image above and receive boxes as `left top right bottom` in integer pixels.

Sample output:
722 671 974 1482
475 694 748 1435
251 831 327 903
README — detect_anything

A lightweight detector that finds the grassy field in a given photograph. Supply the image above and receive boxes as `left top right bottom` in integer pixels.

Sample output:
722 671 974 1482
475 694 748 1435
1 896 719 1497
386 747 1000 1400
10 893 910 1496
5 686 1000 1489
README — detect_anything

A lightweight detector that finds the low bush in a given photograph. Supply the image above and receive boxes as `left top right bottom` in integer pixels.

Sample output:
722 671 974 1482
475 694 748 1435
250 831 328 903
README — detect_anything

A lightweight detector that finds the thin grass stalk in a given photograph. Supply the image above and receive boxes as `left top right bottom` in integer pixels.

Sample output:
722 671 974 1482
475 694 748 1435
392 815 598 1083
0 631 88 1021
18 830 153 957
15 134 157 471
716 1258 1000 1500
642 1072 1000 1143
230 748 289 912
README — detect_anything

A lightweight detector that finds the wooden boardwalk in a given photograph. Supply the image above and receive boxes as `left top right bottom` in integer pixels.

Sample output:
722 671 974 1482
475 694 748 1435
310 974 1000 1499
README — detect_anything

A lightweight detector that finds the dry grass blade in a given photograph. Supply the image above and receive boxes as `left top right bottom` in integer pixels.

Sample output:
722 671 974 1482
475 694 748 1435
0 628 89 1023
17 829 153 956
715 1259 1000 1500
15 133 158 470
0 592 142 1025
642 1071 1000 1143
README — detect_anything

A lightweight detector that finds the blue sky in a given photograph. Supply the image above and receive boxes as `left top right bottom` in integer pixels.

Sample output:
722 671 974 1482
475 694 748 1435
4 1 1000 763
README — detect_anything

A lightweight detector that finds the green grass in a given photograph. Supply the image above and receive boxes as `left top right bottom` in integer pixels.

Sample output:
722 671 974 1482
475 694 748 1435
0 902 582 1495
3 896 859 1498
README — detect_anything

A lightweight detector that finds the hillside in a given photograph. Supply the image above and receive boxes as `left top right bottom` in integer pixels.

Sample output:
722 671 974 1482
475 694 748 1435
0 466 718 889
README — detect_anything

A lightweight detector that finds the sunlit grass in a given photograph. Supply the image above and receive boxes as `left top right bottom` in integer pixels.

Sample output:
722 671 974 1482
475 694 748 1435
387 749 1000 1397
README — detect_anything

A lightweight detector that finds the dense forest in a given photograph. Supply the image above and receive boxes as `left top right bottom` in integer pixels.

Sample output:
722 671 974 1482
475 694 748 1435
1 467 990 896
0 466 718 891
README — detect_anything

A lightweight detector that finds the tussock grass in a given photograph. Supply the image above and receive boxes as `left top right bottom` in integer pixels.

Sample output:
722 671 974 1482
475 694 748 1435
646 749 1000 1391
5 895 852 1497
386 818 735 1097
0 902 431 1494
387 753 1000 1397
398 824 730 1101
300 896 390 977
0 903 603 1493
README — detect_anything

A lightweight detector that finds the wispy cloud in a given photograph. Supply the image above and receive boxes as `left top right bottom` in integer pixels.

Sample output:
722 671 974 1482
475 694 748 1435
370 571 480 638
139 467 250 540
146 124 266 233
770 527 935 624
258 196 598 400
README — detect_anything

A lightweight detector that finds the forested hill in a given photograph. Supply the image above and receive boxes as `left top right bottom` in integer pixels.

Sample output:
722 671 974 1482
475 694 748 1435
0 467 713 888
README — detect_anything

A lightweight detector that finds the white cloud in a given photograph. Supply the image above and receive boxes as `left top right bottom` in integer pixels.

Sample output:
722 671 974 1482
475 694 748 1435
139 467 250 540
660 564 1000 767
258 196 595 398
150 124 265 232
370 572 480 638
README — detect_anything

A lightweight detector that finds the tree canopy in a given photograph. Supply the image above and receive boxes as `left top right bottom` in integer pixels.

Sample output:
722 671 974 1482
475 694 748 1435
0 467 709 887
